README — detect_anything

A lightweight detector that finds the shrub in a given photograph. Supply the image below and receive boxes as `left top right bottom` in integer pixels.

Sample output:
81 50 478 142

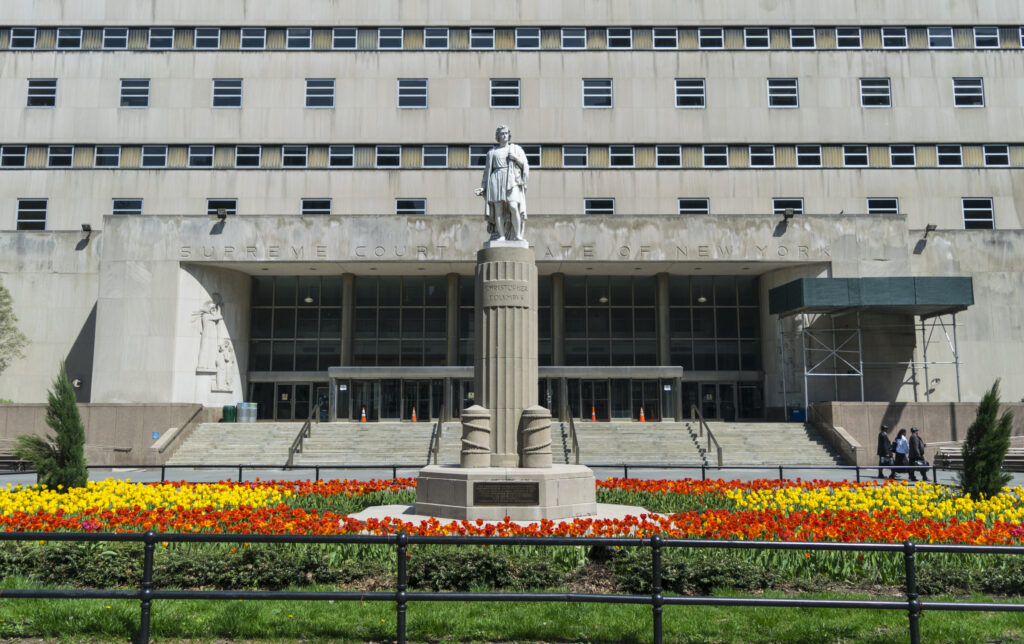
610 547 781 594
14 362 88 491
407 547 564 591
958 379 1014 499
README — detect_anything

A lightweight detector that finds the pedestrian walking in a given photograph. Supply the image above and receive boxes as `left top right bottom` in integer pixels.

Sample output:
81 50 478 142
908 427 926 481
890 428 909 479
876 424 892 478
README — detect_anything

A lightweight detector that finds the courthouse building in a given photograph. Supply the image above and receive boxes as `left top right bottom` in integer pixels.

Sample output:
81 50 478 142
1 0 1022 425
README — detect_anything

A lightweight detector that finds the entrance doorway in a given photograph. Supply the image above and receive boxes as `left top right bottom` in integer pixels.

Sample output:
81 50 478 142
699 383 737 421
581 380 610 421
260 382 329 421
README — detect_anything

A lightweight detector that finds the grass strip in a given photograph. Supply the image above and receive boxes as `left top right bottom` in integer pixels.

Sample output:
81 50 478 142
0 582 1021 643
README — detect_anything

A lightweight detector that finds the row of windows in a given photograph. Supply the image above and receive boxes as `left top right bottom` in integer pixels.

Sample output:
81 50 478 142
5 25 1024 52
3 143 1018 170
10 197 996 230
20 75 992 110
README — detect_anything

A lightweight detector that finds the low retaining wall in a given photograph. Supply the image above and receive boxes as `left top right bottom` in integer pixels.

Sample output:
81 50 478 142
0 404 221 467
810 401 1024 467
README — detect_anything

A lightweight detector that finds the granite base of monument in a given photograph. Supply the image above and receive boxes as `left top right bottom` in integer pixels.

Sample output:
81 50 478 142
415 464 597 521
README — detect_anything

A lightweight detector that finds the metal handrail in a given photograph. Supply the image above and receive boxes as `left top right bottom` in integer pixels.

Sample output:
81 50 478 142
691 405 723 467
285 400 320 468
427 404 445 465
561 378 580 464
568 415 580 465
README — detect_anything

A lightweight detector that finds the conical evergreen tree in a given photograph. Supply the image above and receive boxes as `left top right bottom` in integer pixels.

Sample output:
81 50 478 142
14 362 88 491
957 379 1013 499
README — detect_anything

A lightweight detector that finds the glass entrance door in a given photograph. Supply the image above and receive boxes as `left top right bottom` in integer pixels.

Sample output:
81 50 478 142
632 380 662 421
581 380 610 421
700 383 738 421
402 381 431 421
700 383 718 419
380 379 401 419
351 381 379 421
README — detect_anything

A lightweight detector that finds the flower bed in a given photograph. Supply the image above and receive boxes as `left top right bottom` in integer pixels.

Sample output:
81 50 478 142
0 477 1021 545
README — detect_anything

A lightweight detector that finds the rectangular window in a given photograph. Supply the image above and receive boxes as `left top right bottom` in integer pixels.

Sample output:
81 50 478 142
889 145 916 166
653 28 678 49
561 28 587 49
703 145 728 167
790 27 815 49
773 198 804 215
584 199 615 215
655 145 682 167
241 28 266 49
469 145 490 168
305 78 335 108
212 78 242 108
881 27 908 49
867 198 899 214
678 198 710 215
16 199 47 231
744 27 770 49
194 27 220 49
333 27 357 49
112 198 143 215
149 27 174 49
974 26 999 48
424 27 449 49
608 145 634 167
749 145 775 167
141 145 167 168
675 78 705 108
94 145 121 168
521 145 541 168
376 145 401 167
10 28 36 49
120 78 150 108
928 26 953 49
983 144 1010 166
582 78 613 108
286 27 312 49
301 198 332 215
1020 27 1024 47
937 144 963 166
329 145 354 167
189 145 214 167
396 199 426 215
606 27 632 49
470 28 494 49
27 79 57 107
378 28 403 49
1 146 28 167
47 146 73 167
835 27 861 49
235 145 262 167
860 77 891 107
422 145 448 168
207 199 237 216
953 78 984 107
962 198 994 229
562 145 588 167
56 28 83 49
767 78 798 107
397 78 428 108
698 27 724 49
515 27 540 49
490 78 520 108
282 145 308 168
843 145 869 167
102 27 128 49
796 145 822 167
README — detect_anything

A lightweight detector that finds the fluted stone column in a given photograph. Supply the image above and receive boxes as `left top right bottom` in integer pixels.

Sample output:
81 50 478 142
474 246 538 467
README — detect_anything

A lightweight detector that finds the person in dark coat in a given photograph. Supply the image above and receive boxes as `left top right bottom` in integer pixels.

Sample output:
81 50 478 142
890 428 910 480
877 425 892 478
908 427 926 481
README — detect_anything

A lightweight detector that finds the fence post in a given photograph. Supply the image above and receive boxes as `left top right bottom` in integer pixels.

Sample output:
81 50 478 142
238 465 243 482
396 532 408 644
160 465 166 483
856 465 861 484
650 535 663 644
315 465 321 482
137 531 157 644
701 464 706 481
931 464 937 484
392 465 398 480
779 465 784 481
623 465 629 479
903 541 921 644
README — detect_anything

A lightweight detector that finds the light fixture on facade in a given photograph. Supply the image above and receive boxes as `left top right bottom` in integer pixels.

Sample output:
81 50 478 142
782 208 795 220
215 208 227 222
81 223 92 238
924 223 938 237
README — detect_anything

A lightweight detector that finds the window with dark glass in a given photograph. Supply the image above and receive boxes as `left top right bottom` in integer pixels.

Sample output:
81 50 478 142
867 198 899 214
424 27 449 49
120 78 150 107
678 199 710 215
149 27 174 49
422 145 448 167
27 79 57 107
16 199 47 231
57 28 83 49
142 145 167 168
206 198 237 215
47 146 74 167
102 27 128 49
282 145 308 167
378 28 403 49
773 198 804 215
561 28 587 49
669 275 761 372
333 28 357 49
194 27 220 49
235 145 261 167
653 28 678 49
656 145 682 167
796 145 821 166
301 198 331 215
112 198 143 215
962 198 994 229
889 144 916 166
286 27 312 49
352 276 447 367
241 28 266 49
698 27 724 49
249 276 343 372
703 145 728 167
10 28 36 49
329 145 354 167
563 276 657 367
1 146 27 167
675 78 705 108
94 146 121 168
470 28 495 49
983 144 1010 167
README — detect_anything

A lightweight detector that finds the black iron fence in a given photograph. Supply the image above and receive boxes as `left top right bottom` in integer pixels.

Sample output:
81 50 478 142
0 530 1021 644
0 462 944 484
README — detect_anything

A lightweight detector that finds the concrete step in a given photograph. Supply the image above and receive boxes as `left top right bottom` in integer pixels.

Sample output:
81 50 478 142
570 422 707 465
698 422 841 465
166 422 302 465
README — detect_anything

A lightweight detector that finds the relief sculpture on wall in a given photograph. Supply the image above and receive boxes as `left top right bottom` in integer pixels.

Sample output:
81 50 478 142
194 294 235 393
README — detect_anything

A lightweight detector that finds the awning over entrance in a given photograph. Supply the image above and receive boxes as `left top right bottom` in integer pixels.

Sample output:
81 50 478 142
768 277 973 319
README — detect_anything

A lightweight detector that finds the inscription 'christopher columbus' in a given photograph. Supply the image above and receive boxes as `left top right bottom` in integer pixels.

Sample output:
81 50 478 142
481 280 530 308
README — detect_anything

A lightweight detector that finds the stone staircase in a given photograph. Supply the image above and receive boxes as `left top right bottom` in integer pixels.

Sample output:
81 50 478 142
697 421 841 466
570 422 707 465
166 422 301 465
292 422 462 466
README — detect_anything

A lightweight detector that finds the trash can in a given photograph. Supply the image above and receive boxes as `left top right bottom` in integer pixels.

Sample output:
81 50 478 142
222 405 237 423
788 405 806 422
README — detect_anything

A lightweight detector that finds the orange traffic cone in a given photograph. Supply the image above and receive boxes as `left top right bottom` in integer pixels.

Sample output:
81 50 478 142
591 406 597 422
639 406 646 422
411 407 418 422
360 406 366 422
